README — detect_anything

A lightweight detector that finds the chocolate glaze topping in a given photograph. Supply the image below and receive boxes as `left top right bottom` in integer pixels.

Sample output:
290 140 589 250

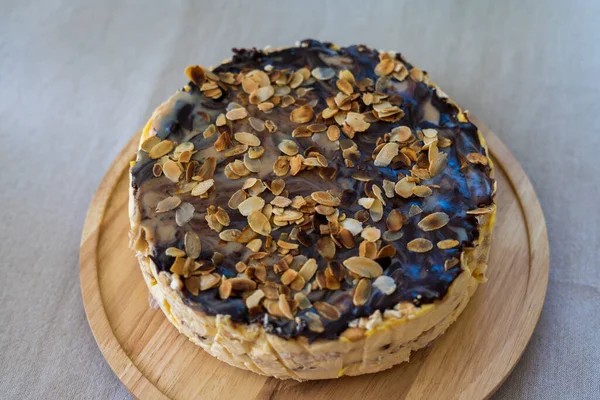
131 40 494 341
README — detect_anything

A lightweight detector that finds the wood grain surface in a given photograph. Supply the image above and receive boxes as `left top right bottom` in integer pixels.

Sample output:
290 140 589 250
80 117 549 400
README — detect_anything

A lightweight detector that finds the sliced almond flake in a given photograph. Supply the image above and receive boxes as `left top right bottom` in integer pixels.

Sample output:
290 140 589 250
376 244 396 259
245 289 265 309
214 207 230 226
361 226 381 242
248 210 271 236
340 218 363 236
438 239 459 250
345 112 370 132
246 238 262 252
270 196 292 208
238 196 265 216
243 153 262 173
278 139 299 156
234 132 260 146
311 191 341 207
289 71 304 88
383 179 395 198
229 159 250 177
445 257 460 270
373 275 396 295
407 238 433 253
148 140 174 159
374 142 399 167
229 277 257 292
395 177 415 198
382 230 403 242
273 156 290 176
353 279 371 306
314 301 341 321
358 197 375 209
226 107 248 121
184 231 201 259
413 185 433 197
409 204 423 217
466 206 494 215
326 125 340 141
175 202 195 226
390 126 413 143
290 104 314 124
156 196 181 213
219 229 241 242
417 212 450 231
191 178 214 196
311 67 335 80
165 247 186 258
298 258 318 282
258 102 274 112
228 189 247 209
386 209 403 232
249 85 275 104
370 199 384 222
305 311 325 332
409 67 424 82
152 163 163 177
248 146 265 159
316 236 336 259
141 136 161 153
375 59 395 76
336 79 354 95
270 178 285 195
466 152 489 165
184 65 206 86
162 160 181 182
343 257 383 278
315 205 335 216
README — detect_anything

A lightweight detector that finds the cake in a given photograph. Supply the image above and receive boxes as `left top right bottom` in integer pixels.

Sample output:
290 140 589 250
129 39 496 380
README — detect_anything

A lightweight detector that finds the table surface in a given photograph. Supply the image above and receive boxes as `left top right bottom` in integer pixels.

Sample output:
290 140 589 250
1 1 599 399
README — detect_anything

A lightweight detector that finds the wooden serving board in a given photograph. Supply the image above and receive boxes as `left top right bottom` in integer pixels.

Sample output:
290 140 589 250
80 117 549 400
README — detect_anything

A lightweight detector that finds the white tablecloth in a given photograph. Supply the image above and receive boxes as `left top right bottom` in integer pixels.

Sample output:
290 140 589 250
1 0 599 398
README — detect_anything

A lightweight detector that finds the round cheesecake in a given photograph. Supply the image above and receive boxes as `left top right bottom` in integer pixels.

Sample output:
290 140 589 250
129 39 496 380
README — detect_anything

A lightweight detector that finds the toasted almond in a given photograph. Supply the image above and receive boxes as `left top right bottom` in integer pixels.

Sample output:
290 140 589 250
166 247 186 258
413 185 433 197
219 279 232 299
391 126 413 142
238 196 265 216
249 85 275 104
162 160 181 182
316 236 336 259
429 152 448 176
311 191 341 207
234 132 261 146
270 196 291 208
218 229 241 242
466 206 494 215
270 179 285 195
185 231 201 259
228 189 247 209
156 196 181 213
229 277 257 292
382 179 395 198
141 136 161 153
243 153 262 173
467 152 489 165
353 279 371 306
245 289 265 309
148 140 174 159
409 204 423 217
199 273 221 291
438 239 460 249
226 107 248 121
343 257 383 278
184 65 206 86
361 226 381 242
305 311 324 332
246 238 262 252
345 112 370 132
175 202 195 226
278 139 299 156
336 79 354 95
372 275 396 295
278 294 294 319
410 68 424 82
290 104 314 124
417 212 450 231
298 258 318 281
280 269 298 286
341 327 365 341
374 142 399 167
184 276 201 296
311 67 335 80
191 178 214 196
294 292 312 310
370 199 383 222
407 238 433 252
170 257 186 275
386 209 403 232
375 59 395 76
314 302 341 320
445 257 460 270
248 210 271 236
395 177 415 198
152 163 163 177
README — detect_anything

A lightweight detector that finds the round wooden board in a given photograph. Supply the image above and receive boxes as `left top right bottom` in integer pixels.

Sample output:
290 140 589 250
80 116 549 400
